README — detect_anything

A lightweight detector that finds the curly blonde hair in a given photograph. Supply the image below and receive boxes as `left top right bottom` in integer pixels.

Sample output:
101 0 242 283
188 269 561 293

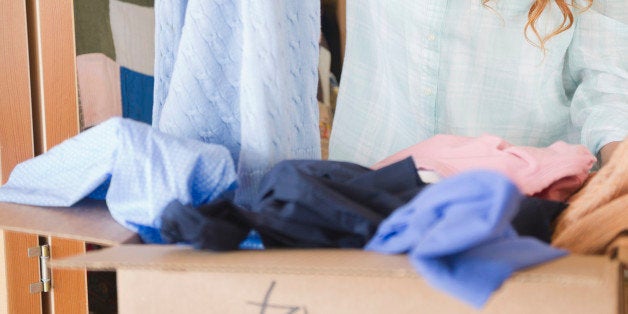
484 0 593 49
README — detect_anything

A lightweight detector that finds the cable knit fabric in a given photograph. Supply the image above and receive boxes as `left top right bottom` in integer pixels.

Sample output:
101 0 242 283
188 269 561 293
153 0 240 159
365 170 567 308
0 118 237 241
372 134 596 201
153 1 321 208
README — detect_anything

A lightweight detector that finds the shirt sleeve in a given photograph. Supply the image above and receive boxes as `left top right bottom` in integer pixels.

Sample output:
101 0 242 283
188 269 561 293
566 4 628 154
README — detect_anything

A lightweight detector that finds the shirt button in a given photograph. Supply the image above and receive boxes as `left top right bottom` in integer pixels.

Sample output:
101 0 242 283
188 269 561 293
427 34 436 41
424 88 433 96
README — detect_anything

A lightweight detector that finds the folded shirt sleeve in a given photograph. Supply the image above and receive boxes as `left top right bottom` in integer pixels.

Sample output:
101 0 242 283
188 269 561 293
567 6 628 154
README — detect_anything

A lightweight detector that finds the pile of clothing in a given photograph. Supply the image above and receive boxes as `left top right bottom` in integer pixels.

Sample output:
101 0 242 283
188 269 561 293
2 117 621 307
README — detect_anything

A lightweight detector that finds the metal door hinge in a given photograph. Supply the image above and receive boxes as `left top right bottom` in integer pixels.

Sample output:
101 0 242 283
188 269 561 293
28 244 51 293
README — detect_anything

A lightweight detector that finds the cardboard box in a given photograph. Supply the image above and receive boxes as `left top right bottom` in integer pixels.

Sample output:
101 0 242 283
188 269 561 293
51 244 625 314
0 200 625 313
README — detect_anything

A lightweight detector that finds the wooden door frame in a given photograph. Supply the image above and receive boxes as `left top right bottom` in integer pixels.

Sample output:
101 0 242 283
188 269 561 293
2 0 85 313
26 0 86 313
0 0 38 312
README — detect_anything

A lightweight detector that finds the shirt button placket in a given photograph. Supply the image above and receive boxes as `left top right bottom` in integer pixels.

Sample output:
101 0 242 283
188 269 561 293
425 0 446 134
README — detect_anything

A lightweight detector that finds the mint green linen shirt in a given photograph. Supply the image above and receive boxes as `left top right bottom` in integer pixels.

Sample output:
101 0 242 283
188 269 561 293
329 0 628 166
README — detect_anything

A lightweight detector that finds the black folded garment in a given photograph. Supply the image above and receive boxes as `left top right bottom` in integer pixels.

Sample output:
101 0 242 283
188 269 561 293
160 199 251 251
513 197 567 243
160 158 426 250
248 157 426 248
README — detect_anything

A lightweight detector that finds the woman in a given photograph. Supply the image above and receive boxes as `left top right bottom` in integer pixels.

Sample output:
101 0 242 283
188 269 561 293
329 0 626 167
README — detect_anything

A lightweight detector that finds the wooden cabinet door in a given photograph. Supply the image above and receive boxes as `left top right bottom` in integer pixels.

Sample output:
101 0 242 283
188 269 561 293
26 0 80 154
1 0 34 184
1 0 86 313
26 0 87 313
0 0 39 313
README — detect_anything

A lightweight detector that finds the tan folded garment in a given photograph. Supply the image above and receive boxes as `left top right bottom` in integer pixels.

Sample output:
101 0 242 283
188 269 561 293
552 194 628 254
554 138 628 236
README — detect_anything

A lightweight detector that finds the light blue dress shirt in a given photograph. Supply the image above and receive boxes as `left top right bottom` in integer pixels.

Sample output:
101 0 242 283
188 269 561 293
330 0 628 166
0 118 237 241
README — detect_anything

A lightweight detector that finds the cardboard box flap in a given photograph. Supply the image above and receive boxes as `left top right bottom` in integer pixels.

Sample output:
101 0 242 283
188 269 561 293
51 245 419 276
0 199 139 245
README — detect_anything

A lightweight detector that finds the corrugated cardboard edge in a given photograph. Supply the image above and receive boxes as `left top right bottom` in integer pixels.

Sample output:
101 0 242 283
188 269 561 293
0 200 139 245
610 235 628 314
607 234 628 266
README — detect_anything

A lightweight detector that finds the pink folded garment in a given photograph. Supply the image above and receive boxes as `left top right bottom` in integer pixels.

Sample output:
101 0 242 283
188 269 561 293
77 53 122 129
372 134 596 201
